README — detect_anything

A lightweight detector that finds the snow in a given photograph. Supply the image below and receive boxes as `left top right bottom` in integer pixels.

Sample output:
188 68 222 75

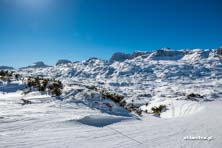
1 49 222 147
140 100 204 118
0 92 222 148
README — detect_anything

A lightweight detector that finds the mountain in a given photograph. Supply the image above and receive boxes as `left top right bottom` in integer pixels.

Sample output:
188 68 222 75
20 61 51 69
2 48 222 148
109 51 149 62
17 48 222 104
0 66 14 70
148 48 185 60
18 49 222 80
15 48 222 104
110 52 132 62
56 59 72 66
216 47 222 55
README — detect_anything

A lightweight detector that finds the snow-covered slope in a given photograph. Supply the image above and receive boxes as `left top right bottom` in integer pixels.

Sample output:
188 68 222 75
18 49 222 107
1 48 222 148
0 91 222 148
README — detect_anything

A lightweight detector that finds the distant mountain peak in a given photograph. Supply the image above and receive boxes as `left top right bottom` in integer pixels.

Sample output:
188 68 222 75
0 66 14 70
110 52 131 62
56 59 72 66
20 61 51 69
216 47 222 55
110 51 149 63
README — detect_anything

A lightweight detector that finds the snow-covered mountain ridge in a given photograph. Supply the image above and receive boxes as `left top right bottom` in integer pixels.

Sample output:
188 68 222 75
2 48 222 118
15 48 222 117
1 48 222 148
19 48 222 79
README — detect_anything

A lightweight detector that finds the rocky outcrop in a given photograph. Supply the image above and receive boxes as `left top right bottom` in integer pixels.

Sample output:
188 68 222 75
56 59 72 66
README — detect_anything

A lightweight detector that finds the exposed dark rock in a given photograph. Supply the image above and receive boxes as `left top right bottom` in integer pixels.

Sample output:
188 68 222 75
110 52 132 62
186 93 204 101
131 51 150 58
216 47 222 55
56 59 72 66
21 99 32 105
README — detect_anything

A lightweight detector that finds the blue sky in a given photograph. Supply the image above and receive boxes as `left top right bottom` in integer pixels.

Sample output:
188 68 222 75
0 0 222 68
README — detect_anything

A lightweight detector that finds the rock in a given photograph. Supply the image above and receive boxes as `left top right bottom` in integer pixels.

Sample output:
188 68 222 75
21 99 32 105
186 93 204 101
110 52 132 62
216 47 222 55
56 59 72 66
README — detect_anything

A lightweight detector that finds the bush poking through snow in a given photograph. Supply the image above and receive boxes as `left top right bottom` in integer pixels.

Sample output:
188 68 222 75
21 99 32 106
135 108 142 116
85 85 143 115
126 103 142 115
186 93 204 101
0 70 13 77
0 71 23 83
46 80 63 97
0 70 14 82
120 100 127 107
100 90 124 103
100 90 143 115
151 105 167 116
26 77 63 97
